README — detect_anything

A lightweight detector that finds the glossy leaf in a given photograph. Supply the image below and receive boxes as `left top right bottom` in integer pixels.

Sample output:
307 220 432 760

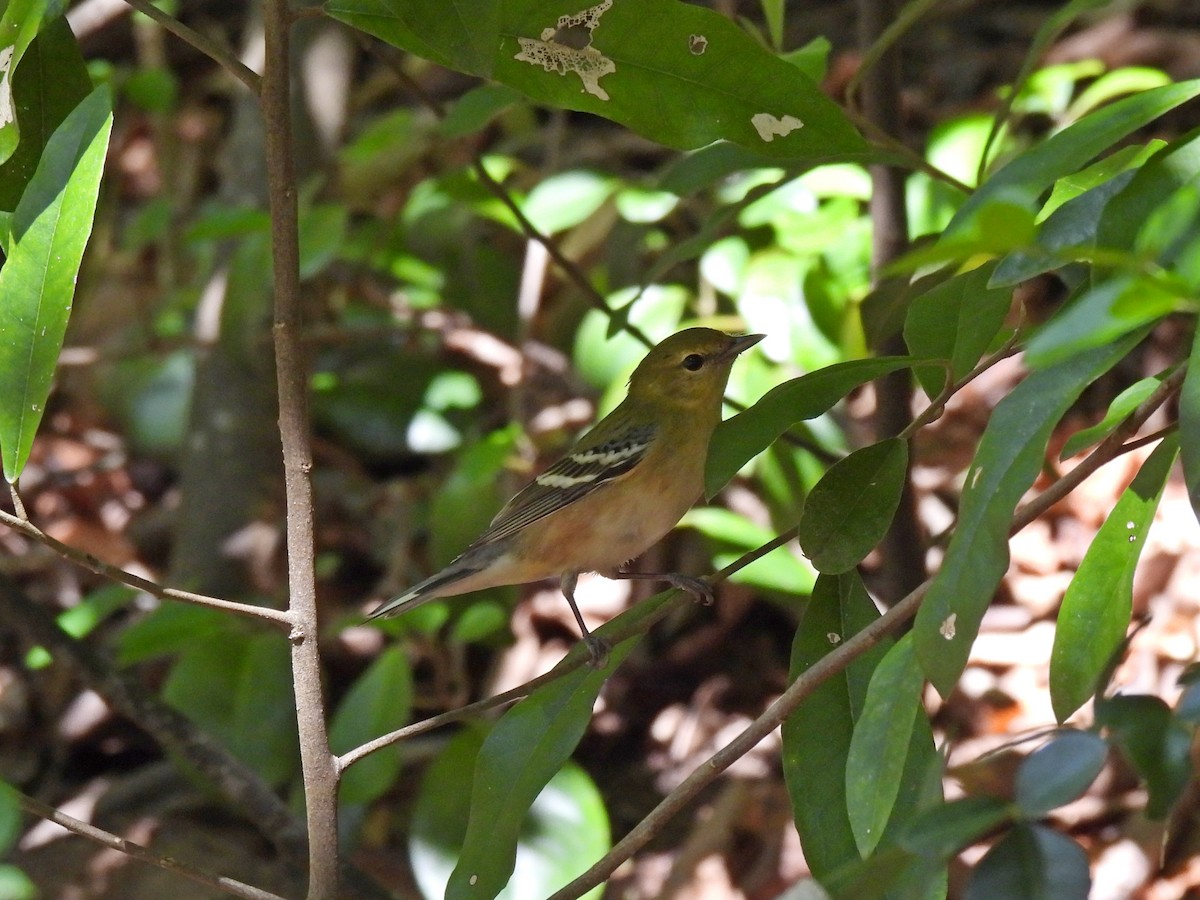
0 0 51 167
799 438 908 574
411 727 607 900
329 646 414 806
0 85 113 481
783 572 890 880
943 79 1200 244
1050 436 1177 720
706 357 914 498
846 634 924 856
1181 320 1200 524
903 263 1011 395
914 333 1142 696
0 15 92 210
324 0 866 159
1015 730 1108 818
1097 695 1193 819
900 796 1011 860
965 824 1090 900
1025 275 1178 369
1059 372 1167 459
445 636 634 899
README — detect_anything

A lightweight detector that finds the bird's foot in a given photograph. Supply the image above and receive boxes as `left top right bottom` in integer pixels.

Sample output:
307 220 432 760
665 573 714 606
583 634 611 670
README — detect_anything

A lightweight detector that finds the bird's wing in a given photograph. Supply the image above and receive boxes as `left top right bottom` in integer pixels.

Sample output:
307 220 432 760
473 421 658 545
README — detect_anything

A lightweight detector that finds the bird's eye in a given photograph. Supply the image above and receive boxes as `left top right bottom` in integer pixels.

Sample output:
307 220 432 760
682 354 705 371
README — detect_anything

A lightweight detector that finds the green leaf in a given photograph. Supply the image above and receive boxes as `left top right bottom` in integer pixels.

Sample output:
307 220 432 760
1059 372 1166 460
329 646 413 806
903 263 1011 395
1038 141 1164 219
945 79 1200 242
799 438 908 574
445 636 634 900
1096 127 1200 254
0 15 92 210
0 85 112 481
0 0 52 167
914 332 1143 697
965 824 1090 900
439 84 523 138
684 507 816 595
846 634 924 856
990 167 1137 287
25 584 131 669
412 727 608 900
783 572 889 880
0 780 20 852
1015 730 1108 818
117 604 237 664
705 356 914 498
1050 436 1177 720
1097 695 1193 819
0 865 35 900
1024 275 1178 369
523 170 613 234
324 0 867 159
162 632 298 786
900 796 1012 860
1182 329 1200 523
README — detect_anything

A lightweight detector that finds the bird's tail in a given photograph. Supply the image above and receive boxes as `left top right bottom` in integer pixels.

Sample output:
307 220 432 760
367 547 498 620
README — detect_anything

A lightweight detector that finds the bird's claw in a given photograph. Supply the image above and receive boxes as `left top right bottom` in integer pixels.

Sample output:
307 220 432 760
583 634 611 669
669 574 714 606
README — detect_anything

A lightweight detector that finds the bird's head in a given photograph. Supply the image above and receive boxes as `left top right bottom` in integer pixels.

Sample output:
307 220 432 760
627 328 764 409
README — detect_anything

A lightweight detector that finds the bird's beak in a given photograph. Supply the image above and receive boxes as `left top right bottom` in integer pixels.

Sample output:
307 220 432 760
719 332 766 361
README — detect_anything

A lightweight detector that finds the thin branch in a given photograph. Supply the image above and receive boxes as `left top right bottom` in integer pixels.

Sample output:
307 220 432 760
260 1 341 897
0 507 293 628
13 789 287 900
121 0 262 94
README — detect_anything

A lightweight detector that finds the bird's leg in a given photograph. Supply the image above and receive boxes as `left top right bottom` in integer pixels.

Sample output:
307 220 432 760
611 570 715 606
560 571 610 668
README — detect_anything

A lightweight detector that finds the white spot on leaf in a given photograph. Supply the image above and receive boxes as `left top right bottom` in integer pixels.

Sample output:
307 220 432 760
689 34 707 55
751 112 804 142
827 632 841 644
0 47 15 128
939 614 956 640
514 0 615 101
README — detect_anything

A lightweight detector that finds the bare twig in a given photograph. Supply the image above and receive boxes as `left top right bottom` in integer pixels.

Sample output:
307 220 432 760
260 1 340 897
121 0 262 94
13 789 287 900
0 507 293 628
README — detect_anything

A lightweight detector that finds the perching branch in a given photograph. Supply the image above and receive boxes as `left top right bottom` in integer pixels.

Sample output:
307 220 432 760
121 0 262 94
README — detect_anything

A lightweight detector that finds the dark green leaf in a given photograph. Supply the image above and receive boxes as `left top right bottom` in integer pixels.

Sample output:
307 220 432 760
1050 436 1177 720
991 168 1137 287
914 333 1143 696
1098 695 1193 819
903 263 1011 395
706 357 914 498
0 85 112 481
0 780 19 851
445 636 634 900
411 727 609 900
1015 731 1108 818
1183 329 1200 523
944 79 1200 243
1025 275 1178 369
1059 372 1167 460
0 16 92 210
329 646 413 806
439 84 523 138
1096 127 1200 254
965 824 1090 900
846 634 924 856
325 0 867 159
0 0 53 167
117 604 236 664
900 796 1012 860
784 572 890 880
799 438 908 574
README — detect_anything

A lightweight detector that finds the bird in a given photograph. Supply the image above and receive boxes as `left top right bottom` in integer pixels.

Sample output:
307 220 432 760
370 327 765 663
